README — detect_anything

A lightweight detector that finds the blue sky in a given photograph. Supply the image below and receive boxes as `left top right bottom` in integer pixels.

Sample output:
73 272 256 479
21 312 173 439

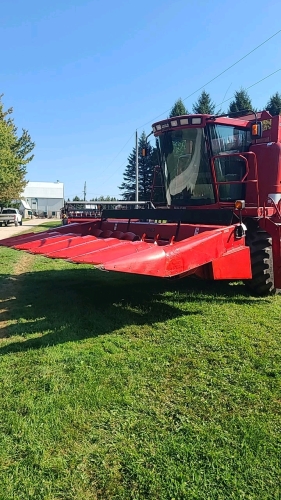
1 0 281 200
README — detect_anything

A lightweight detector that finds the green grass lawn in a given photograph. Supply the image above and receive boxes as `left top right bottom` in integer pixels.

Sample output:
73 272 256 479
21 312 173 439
0 224 280 499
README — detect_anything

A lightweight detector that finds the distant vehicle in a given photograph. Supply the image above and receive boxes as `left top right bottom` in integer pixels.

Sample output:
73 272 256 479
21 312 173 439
0 208 23 227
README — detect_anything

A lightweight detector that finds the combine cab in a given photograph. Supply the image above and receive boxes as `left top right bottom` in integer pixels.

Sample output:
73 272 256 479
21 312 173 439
1 110 281 295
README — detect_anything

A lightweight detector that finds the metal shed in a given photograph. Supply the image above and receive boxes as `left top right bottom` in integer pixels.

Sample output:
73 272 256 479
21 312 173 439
22 181 64 217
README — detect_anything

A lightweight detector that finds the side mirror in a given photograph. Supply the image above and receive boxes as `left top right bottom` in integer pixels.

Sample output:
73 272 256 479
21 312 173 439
250 121 262 139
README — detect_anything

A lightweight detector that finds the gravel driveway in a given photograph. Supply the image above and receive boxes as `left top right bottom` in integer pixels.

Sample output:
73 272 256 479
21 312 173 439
0 218 61 241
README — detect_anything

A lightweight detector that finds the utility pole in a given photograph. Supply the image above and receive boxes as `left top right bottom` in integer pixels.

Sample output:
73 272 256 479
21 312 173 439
83 181 86 201
135 130 139 204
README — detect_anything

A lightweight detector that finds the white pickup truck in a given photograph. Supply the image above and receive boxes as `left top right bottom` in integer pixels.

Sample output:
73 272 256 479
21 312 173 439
0 208 23 227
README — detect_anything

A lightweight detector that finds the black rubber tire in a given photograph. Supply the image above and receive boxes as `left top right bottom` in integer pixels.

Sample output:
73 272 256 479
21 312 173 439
244 229 276 295
19 220 23 226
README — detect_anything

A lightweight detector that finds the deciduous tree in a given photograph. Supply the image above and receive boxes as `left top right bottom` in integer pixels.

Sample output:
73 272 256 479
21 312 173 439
0 96 35 206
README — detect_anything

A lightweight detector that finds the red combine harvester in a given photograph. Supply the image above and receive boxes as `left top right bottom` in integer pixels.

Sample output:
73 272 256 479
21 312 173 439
1 110 281 295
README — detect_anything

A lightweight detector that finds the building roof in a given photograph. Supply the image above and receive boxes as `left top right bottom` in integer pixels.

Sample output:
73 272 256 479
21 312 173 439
22 182 64 199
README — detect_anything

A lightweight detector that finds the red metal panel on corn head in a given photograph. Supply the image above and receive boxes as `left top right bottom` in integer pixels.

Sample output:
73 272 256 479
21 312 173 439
92 225 251 278
26 235 96 255
42 235 99 257
69 240 154 264
0 231 62 247
0 222 252 280
211 247 251 279
47 237 129 259
14 233 79 251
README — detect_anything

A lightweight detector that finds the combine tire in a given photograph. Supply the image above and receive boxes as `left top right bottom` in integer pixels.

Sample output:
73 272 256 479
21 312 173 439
245 230 276 295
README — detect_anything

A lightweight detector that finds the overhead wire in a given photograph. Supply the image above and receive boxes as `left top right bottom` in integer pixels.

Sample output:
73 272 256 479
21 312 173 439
220 82 233 107
101 67 281 188
99 158 128 186
98 28 281 186
138 28 281 128
94 132 135 188
100 131 135 172
215 68 281 109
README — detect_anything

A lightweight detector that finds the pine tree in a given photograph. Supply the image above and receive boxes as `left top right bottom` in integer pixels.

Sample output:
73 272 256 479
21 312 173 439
169 98 188 117
0 95 35 206
266 92 281 116
119 149 136 201
228 88 253 114
119 132 158 201
90 196 117 201
192 90 215 114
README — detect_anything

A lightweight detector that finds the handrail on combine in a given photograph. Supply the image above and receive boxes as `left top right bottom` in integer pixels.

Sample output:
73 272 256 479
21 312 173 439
211 152 260 207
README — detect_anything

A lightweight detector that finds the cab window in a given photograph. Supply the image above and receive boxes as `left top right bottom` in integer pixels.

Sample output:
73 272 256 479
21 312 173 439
208 124 250 202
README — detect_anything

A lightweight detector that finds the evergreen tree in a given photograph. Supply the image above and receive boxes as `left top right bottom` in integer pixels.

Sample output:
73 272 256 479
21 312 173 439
266 92 281 116
90 196 117 201
228 88 253 114
103 195 117 201
119 132 158 201
169 98 188 117
0 95 35 206
192 90 215 114
73 195 81 201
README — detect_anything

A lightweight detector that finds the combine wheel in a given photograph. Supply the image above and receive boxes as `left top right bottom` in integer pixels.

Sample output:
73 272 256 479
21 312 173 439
244 230 276 295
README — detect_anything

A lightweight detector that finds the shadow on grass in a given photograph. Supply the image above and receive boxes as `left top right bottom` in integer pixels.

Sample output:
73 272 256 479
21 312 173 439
0 266 267 354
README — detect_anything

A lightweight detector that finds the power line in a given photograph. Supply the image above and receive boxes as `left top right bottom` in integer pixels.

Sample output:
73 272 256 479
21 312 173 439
99 158 128 186
221 82 233 106
93 131 135 190
72 66 281 199
102 67 281 187
98 28 281 186
215 68 281 109
138 28 281 128
71 68 281 198
100 132 135 172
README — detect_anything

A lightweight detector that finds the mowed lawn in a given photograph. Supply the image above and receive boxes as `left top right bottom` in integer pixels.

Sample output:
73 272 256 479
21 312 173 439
0 223 280 499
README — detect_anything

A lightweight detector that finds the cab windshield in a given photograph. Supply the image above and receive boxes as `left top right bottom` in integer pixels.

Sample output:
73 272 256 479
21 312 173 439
158 128 215 206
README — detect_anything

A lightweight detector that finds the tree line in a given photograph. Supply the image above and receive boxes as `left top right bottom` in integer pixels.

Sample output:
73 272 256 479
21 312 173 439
170 89 281 116
119 88 281 201
70 195 117 202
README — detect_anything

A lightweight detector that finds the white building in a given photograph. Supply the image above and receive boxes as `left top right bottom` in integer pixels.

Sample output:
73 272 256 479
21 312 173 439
22 181 64 217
